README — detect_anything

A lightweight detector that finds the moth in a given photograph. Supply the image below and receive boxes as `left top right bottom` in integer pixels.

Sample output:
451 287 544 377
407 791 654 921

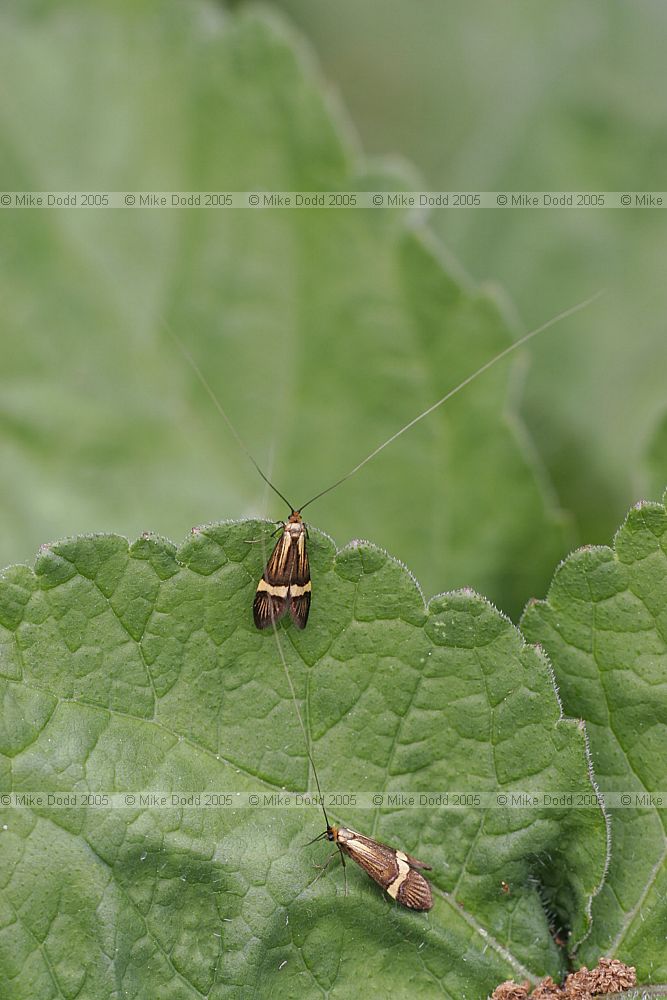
256 577 436 909
253 510 311 629
177 292 599 630
311 822 434 911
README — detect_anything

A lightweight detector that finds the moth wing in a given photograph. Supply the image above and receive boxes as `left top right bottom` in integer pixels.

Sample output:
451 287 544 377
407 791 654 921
253 590 288 629
289 590 311 629
288 533 311 629
264 530 295 585
352 832 432 874
253 531 293 629
395 870 433 911
402 851 432 872
340 833 400 885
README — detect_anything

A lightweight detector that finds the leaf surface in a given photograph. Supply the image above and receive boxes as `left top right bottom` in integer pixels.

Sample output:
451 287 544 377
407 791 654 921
522 491 667 982
0 523 607 998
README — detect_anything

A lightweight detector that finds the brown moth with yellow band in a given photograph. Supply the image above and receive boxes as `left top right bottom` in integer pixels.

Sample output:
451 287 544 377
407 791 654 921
310 824 433 911
261 586 436 910
176 294 600 630
253 510 311 629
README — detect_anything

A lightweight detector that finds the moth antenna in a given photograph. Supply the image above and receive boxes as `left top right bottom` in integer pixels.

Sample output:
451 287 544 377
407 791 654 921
171 332 296 514
268 616 331 830
304 830 329 846
298 290 604 512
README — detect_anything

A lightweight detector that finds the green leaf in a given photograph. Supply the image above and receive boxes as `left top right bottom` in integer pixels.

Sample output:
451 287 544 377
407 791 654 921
522 490 667 983
0 1 570 619
0 524 607 998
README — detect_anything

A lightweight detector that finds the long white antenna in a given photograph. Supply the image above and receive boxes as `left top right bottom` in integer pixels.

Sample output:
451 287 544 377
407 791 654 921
268 616 330 829
172 333 296 513
250 445 330 826
299 290 603 511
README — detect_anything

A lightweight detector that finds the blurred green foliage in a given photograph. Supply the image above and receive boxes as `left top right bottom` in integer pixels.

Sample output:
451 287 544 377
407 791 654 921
0 0 591 621
275 0 667 545
1 0 665 612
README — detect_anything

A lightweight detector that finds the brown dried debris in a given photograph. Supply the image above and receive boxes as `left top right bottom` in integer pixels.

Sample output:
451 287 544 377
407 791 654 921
491 981 530 1000
565 958 636 995
530 977 562 998
491 958 636 999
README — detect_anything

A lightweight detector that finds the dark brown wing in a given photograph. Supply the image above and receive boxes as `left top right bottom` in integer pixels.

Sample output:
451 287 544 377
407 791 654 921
395 869 433 911
400 850 432 872
253 531 293 629
338 832 403 885
289 589 311 629
264 529 298 585
345 831 432 873
338 830 433 911
288 531 311 629
253 588 288 628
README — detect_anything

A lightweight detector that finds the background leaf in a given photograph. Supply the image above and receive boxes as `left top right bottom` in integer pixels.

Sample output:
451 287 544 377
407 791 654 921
645 412 667 504
273 0 667 549
0 524 607 998
522 491 667 983
0 1 595 620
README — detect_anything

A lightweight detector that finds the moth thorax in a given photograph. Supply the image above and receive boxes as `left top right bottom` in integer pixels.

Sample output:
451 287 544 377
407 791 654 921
286 511 304 537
